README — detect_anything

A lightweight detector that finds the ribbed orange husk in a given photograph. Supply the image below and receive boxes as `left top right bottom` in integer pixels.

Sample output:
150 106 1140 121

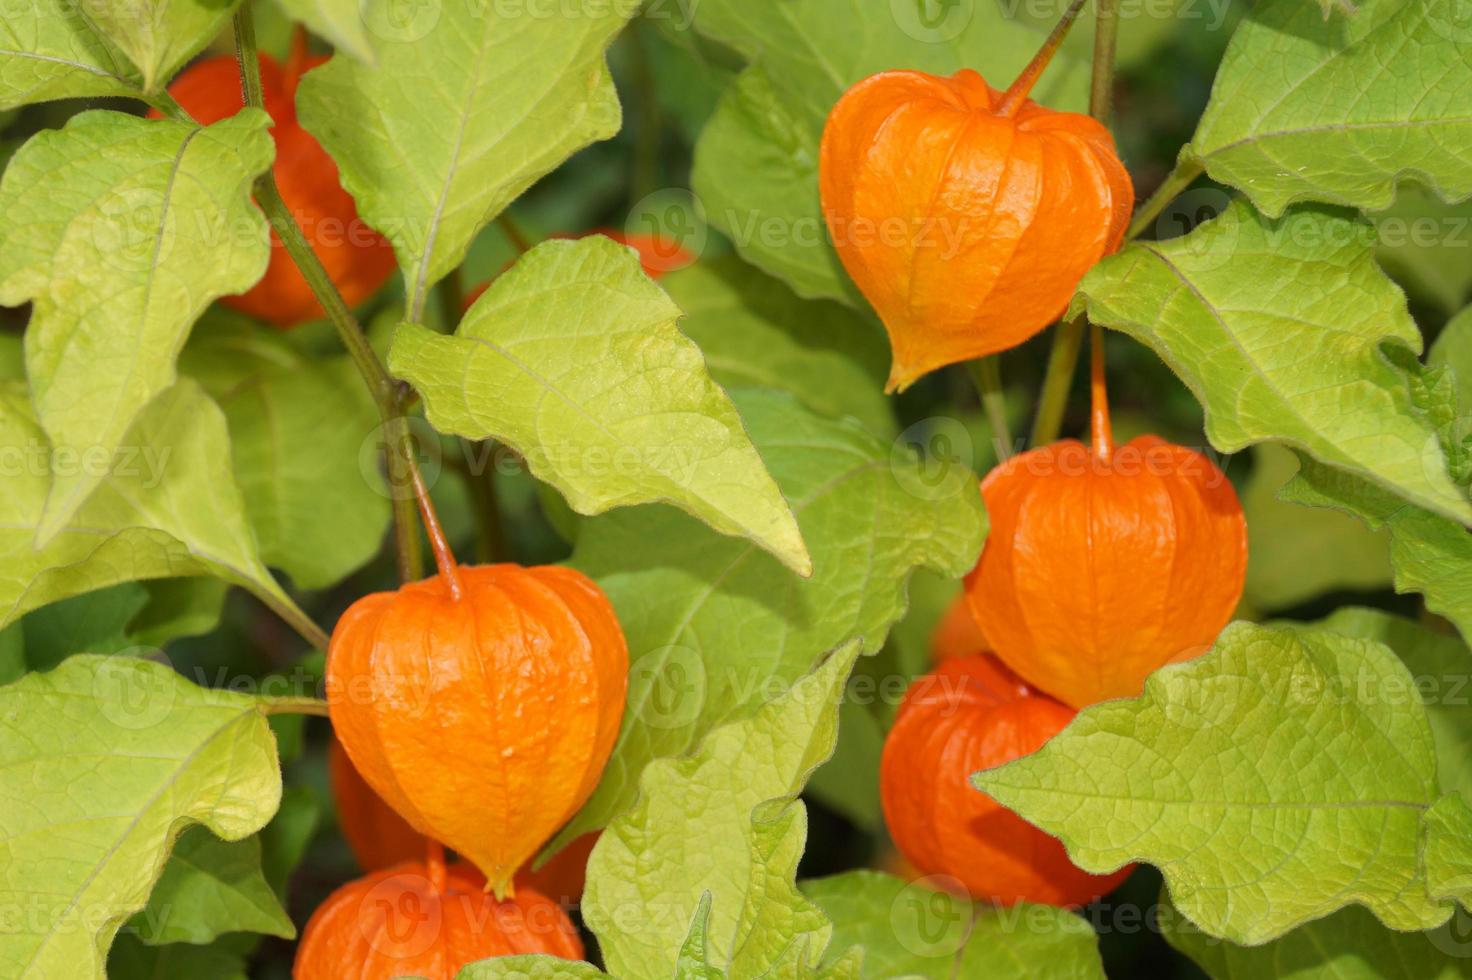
293 861 583 979
329 736 425 872
880 655 1132 906
326 564 628 897
965 436 1246 709
819 69 1133 392
158 55 396 328
931 594 988 663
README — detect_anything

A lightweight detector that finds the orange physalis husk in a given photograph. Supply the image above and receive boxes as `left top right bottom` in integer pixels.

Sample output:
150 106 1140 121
326 473 627 899
881 654 1133 906
818 4 1133 391
964 327 1247 708
154 40 395 328
931 594 988 664
293 849 583 979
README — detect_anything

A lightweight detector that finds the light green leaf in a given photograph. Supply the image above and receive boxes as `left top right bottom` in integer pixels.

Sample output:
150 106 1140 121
0 110 274 541
689 0 1089 302
1431 305 1472 412
586 642 858 979
0 380 292 631
1071 200 1472 527
271 0 373 64
974 622 1452 945
1376 189 1472 318
0 655 282 979
1302 607 1472 800
804 871 1106 980
297 3 632 319
181 316 390 590
128 827 293 946
673 894 726 980
107 935 249 980
389 237 809 575
1282 456 1472 642
0 4 145 109
1164 896 1472 980
456 956 608 979
1187 0 1472 216
79 0 242 94
1425 794 1472 910
661 257 894 436
1244 444 1392 612
552 388 986 847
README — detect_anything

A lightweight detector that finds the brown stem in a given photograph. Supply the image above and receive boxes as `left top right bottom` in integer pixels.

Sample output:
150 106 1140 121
997 0 1092 116
410 459 463 598
1090 322 1113 461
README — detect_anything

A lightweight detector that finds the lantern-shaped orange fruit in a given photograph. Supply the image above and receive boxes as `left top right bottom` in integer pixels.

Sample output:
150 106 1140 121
931 594 988 664
327 554 628 898
328 737 424 872
294 857 583 979
964 335 1247 711
819 51 1132 391
156 42 396 327
881 654 1132 906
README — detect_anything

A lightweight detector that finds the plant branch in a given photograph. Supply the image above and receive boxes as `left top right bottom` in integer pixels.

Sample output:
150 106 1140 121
260 696 331 718
967 358 1014 463
1027 0 1120 448
1125 157 1205 242
255 588 331 652
233 2 424 584
145 90 193 124
498 213 532 255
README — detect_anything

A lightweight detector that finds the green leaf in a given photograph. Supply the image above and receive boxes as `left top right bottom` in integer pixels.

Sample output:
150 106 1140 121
1431 305 1472 412
456 956 608 979
673 894 726 980
1282 456 1472 642
127 827 292 946
1164 896 1472 980
0 380 292 631
689 0 1090 302
551 388 985 847
1243 444 1392 612
1187 0 1472 216
585 642 859 979
296 4 633 319
661 257 894 436
1376 189 1472 318
0 655 282 979
1071 200 1472 527
259 785 321 896
180 316 390 590
803 871 1106 980
974 621 1452 945
0 110 275 541
389 237 809 575
0 4 146 109
1426 794 1472 910
1301 607 1472 800
80 0 242 94
127 578 229 648
19 583 150 671
271 0 374 64
107 934 249 980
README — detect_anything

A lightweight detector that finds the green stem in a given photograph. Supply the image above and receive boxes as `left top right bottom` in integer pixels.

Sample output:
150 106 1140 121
255 588 331 651
146 90 193 124
260 696 331 718
460 444 507 562
233 2 424 584
498 213 532 255
967 358 1014 463
1027 0 1121 448
1125 157 1205 242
